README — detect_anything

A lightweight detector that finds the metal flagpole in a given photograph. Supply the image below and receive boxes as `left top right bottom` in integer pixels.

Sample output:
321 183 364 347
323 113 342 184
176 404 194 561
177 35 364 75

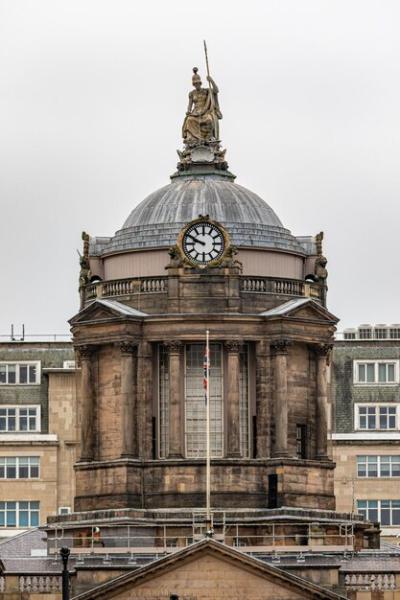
205 329 211 526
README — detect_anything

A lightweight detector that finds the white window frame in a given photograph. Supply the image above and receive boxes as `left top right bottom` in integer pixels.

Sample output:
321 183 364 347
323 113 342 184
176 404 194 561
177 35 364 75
0 406 41 433
0 456 40 479
357 499 400 526
0 361 40 385
353 360 399 385
355 404 399 431
0 501 40 528
357 455 400 477
58 506 71 515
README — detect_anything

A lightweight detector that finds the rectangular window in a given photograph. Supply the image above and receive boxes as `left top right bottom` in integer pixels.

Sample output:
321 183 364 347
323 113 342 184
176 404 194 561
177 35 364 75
0 501 39 527
358 500 400 526
356 405 398 430
354 361 398 384
357 500 378 522
0 362 40 385
159 345 169 459
296 424 307 459
0 457 40 479
357 455 400 477
0 406 40 432
185 343 223 458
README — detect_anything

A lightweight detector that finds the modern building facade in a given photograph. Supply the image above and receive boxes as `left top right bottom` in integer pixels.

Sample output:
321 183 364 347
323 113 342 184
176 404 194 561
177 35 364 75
0 341 77 538
332 324 400 542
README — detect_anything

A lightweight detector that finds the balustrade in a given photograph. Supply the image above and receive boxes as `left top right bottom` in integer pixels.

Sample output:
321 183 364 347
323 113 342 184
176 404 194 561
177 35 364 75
85 277 168 300
19 576 62 593
344 573 396 591
241 276 320 299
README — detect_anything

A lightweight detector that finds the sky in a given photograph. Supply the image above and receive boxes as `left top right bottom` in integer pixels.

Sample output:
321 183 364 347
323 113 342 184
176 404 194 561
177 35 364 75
0 0 399 337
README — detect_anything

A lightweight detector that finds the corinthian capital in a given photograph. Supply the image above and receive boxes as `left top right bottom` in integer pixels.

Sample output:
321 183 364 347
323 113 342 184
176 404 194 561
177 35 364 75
78 345 95 360
270 339 291 355
164 340 183 354
224 340 242 353
119 341 137 355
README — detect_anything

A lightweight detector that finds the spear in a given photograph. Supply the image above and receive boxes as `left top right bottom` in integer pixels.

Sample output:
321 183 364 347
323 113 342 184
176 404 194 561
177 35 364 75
203 40 215 111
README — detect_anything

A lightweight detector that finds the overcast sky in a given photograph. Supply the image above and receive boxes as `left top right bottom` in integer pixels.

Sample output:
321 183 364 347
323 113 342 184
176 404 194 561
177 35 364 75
0 0 399 337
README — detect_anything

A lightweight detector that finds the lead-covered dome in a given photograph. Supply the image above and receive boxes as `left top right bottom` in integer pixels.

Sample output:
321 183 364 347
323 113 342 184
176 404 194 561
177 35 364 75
102 173 305 254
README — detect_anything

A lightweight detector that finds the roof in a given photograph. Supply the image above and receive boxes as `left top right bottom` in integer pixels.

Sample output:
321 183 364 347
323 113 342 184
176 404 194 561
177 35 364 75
260 298 339 323
92 174 307 255
72 538 347 600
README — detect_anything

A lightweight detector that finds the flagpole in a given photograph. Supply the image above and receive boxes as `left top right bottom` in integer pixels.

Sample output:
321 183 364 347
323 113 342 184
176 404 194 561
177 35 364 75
206 329 211 525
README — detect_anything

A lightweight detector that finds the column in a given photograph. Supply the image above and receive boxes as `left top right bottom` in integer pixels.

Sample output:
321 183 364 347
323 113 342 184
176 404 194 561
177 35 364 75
255 339 269 458
79 345 96 461
137 340 153 459
167 341 184 458
271 339 290 458
315 344 332 460
120 342 138 458
225 341 242 457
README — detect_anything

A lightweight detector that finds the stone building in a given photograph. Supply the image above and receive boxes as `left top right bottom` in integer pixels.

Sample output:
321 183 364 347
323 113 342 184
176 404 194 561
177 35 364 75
1 66 400 600
332 324 400 542
0 341 77 538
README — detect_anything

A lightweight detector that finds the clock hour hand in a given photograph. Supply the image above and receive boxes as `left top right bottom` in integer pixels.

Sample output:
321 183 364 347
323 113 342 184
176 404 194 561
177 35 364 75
187 233 205 246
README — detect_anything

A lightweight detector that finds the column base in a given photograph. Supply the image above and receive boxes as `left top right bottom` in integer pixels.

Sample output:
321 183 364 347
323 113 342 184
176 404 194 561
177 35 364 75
272 451 290 458
120 453 137 459
167 453 184 459
316 454 330 461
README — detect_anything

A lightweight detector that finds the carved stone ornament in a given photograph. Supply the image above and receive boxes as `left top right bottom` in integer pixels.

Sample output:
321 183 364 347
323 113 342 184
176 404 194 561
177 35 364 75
224 340 242 353
164 340 183 354
78 345 94 360
313 343 333 364
270 339 292 355
119 341 137 355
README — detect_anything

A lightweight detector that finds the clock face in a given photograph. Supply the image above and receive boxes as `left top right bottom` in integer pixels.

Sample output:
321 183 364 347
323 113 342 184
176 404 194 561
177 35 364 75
182 222 225 265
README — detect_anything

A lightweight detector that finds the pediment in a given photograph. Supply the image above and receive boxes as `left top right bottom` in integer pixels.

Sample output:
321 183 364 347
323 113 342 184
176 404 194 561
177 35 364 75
72 539 346 600
261 298 338 324
69 299 147 325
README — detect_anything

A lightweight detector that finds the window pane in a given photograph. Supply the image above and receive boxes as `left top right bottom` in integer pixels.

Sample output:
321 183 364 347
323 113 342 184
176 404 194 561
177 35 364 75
6 509 16 527
6 465 16 478
19 510 29 527
30 510 39 527
29 365 37 383
358 364 365 381
19 466 29 478
388 364 395 382
8 365 16 384
19 365 28 384
381 507 391 525
0 365 6 384
366 364 375 382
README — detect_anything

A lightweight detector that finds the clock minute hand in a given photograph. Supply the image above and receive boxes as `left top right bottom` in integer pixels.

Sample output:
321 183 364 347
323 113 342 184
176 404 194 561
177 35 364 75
187 234 205 246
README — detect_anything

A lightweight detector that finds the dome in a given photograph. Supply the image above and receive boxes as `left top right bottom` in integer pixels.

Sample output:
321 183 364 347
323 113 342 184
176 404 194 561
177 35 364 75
104 174 305 254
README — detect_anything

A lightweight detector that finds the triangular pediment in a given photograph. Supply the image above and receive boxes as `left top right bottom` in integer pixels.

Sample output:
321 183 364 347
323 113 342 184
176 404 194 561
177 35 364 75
261 298 338 324
72 539 346 600
69 299 147 325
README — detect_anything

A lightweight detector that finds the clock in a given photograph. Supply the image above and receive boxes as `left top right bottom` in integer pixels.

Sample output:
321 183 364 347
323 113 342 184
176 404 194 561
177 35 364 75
182 221 225 265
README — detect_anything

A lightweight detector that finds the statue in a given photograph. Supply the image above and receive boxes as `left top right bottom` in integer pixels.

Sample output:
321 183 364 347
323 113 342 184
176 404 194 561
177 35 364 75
182 67 222 144
314 231 328 307
78 231 91 308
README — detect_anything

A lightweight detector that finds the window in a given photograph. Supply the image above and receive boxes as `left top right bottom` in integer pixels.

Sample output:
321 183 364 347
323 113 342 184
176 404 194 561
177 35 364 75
0 457 40 479
185 343 223 458
0 362 40 385
239 345 250 458
374 328 388 339
0 406 40 432
389 328 400 340
359 328 372 340
159 345 169 458
357 405 397 430
296 425 307 459
58 506 71 515
358 455 400 477
354 361 398 384
0 501 39 527
357 500 400 526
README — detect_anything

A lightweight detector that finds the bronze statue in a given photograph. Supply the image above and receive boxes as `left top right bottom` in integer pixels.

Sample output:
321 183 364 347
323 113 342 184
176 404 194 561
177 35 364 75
79 231 91 308
182 67 222 144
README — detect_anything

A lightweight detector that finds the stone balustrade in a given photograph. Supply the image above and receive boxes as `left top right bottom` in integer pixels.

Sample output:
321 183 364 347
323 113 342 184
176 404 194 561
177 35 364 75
344 573 396 591
85 275 321 302
19 576 62 593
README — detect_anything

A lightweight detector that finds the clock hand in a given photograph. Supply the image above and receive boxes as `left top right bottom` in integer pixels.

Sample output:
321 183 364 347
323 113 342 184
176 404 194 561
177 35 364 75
187 234 205 246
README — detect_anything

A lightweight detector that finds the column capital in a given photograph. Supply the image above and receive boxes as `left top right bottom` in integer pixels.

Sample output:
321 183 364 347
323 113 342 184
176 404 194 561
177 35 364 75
118 341 138 355
270 339 292 355
77 345 95 360
164 340 183 354
224 340 243 353
311 343 333 364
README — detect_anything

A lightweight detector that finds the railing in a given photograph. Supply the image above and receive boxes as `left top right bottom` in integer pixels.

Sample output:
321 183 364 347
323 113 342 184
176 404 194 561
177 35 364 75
344 573 396 591
86 277 168 300
19 576 62 593
47 521 354 555
241 276 321 300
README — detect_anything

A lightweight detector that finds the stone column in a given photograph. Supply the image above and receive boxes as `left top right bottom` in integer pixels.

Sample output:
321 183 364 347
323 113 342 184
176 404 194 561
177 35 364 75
137 340 153 459
225 341 242 457
315 344 332 460
166 341 184 458
271 339 290 458
255 339 269 458
120 342 138 458
79 345 96 461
